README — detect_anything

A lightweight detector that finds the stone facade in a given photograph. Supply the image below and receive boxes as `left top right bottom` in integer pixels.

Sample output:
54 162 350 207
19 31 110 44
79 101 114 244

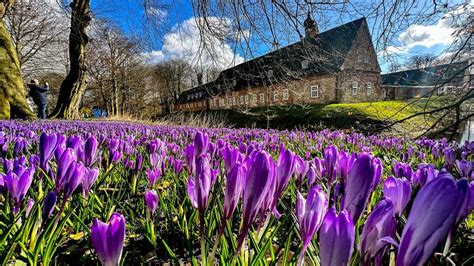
171 17 384 112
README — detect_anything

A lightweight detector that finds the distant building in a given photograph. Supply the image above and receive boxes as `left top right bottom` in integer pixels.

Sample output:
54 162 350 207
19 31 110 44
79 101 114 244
171 16 382 112
382 61 473 99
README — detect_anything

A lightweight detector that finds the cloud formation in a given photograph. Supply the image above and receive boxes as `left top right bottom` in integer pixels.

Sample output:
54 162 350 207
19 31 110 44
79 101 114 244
380 4 472 56
144 17 244 70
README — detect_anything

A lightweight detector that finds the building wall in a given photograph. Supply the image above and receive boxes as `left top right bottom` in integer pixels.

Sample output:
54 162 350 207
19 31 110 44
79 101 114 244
208 74 337 110
383 84 471 100
171 99 208 112
337 70 383 103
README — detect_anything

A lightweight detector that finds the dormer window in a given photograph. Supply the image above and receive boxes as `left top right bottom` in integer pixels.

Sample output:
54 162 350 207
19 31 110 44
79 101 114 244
301 60 309 69
267 70 274 78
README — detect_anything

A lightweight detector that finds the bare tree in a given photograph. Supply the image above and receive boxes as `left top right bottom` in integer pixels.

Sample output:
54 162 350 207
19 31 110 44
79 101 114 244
407 54 437 69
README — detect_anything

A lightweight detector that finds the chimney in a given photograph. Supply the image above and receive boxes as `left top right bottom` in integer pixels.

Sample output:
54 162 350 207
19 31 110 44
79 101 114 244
304 13 318 39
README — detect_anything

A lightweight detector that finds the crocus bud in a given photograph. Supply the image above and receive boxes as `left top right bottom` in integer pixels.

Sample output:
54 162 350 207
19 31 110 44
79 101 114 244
237 151 275 253
5 167 35 213
360 199 397 265
82 167 100 198
63 162 85 200
443 147 456 168
194 131 209 158
187 155 212 212
342 154 376 223
319 208 355 266
396 173 468 266
145 189 159 215
91 212 126 266
324 145 338 185
455 160 472 178
296 186 328 265
84 136 98 167
25 199 34 217
383 176 411 216
39 132 58 170
185 145 196 176
56 148 76 190
42 191 57 220
271 148 297 218
223 162 245 220
146 168 161 187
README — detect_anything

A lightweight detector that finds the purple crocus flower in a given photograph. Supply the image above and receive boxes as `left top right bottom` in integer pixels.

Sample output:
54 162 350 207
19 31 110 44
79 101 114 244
360 199 397 265
194 131 209 158
342 154 376 223
455 160 472 178
396 173 468 266
146 168 161 187
185 145 196 176
271 148 297 218
39 132 58 169
91 212 126 266
82 167 100 198
187 155 212 212
296 186 328 265
324 145 338 185
63 162 85 200
173 159 183 175
42 191 57 220
221 146 242 175
84 136 98 167
383 176 411 216
337 151 355 185
223 162 245 220
319 207 355 266
56 148 76 190
236 150 275 253
392 161 413 181
412 164 439 187
5 167 35 213
443 147 456 168
25 199 34 217
145 189 159 215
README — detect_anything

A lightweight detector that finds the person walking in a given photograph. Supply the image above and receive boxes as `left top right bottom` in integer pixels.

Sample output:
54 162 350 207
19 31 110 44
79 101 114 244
27 79 49 119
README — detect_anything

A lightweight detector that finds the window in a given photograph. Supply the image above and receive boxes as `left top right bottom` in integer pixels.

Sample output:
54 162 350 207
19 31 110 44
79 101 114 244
228 97 232 105
267 70 274 78
358 54 364 62
301 60 309 69
232 96 236 105
310 85 319 98
240 96 244 105
364 54 369 63
273 91 278 101
366 83 372 95
252 94 257 103
244 95 249 104
209 100 213 107
352 82 358 96
232 80 237 86
260 93 265 103
283 89 289 100
219 99 224 107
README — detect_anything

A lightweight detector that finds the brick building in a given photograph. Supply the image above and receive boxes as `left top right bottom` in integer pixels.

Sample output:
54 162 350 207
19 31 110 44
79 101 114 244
171 16 382 112
381 61 473 99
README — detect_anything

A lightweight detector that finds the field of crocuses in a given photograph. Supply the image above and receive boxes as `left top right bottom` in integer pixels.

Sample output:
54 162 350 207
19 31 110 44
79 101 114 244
0 120 473 265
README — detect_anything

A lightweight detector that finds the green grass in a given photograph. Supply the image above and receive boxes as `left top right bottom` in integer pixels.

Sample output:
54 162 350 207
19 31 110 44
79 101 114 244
208 96 451 136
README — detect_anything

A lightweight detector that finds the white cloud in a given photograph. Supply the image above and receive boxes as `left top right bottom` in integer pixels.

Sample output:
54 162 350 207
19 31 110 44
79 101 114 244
380 4 473 56
143 17 244 70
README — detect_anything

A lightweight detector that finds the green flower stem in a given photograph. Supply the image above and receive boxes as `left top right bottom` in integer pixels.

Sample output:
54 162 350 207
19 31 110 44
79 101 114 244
208 219 227 264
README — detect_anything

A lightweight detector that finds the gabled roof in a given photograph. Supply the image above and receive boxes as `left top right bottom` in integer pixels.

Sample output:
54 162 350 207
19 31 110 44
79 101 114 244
382 61 470 87
177 17 367 103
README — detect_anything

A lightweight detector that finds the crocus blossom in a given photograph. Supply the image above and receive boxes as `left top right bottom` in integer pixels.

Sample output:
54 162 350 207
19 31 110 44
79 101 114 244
91 212 126 266
271 148 297 218
223 162 245 220
396 174 468 266
5 167 35 213
145 189 159 215
319 208 355 266
383 176 411 216
296 186 328 265
187 155 212 212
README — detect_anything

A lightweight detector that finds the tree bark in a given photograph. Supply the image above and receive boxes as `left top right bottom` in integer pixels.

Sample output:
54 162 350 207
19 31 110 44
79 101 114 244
0 19 35 119
49 0 91 119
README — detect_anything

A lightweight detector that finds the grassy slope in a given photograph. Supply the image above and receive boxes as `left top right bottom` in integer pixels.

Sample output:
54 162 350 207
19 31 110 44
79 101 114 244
210 97 449 136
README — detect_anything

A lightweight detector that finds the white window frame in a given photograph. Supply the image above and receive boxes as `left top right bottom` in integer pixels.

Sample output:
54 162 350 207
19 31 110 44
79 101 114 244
366 83 372 95
252 94 257 103
301 60 309 69
364 54 369 63
352 82 358 96
219 99 224 107
260 93 265 103
240 96 244 105
232 96 236 105
310 85 319 98
244 95 249 104
228 97 232 105
273 91 278 101
283 89 289 100
267 70 274 78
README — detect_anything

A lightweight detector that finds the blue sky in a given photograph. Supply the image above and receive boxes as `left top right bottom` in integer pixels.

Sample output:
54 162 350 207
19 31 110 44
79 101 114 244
92 0 472 73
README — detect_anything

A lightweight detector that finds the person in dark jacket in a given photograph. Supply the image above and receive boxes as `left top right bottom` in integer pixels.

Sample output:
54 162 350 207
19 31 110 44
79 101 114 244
28 79 49 119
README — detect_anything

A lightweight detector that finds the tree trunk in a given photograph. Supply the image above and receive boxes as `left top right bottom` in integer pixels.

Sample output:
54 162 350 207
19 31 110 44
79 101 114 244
49 0 90 119
0 20 35 119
